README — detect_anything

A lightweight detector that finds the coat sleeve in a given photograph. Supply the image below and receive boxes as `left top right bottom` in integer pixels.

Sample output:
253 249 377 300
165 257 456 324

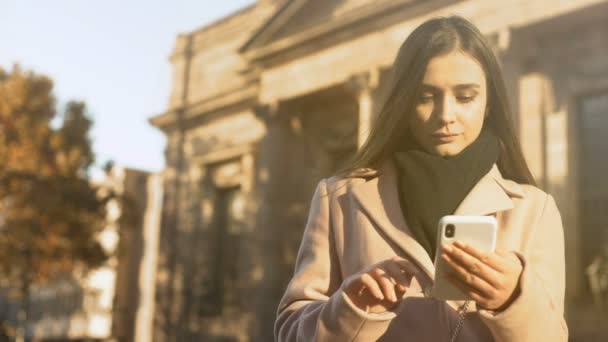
274 179 396 342
478 193 568 342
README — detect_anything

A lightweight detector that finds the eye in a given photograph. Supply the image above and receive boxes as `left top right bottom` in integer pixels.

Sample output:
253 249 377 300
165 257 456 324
418 94 434 104
457 95 476 103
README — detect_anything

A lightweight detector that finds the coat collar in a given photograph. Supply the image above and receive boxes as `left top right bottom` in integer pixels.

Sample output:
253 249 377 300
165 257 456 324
350 160 524 281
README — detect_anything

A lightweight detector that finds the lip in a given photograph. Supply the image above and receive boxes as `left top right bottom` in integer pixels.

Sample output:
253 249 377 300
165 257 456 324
431 132 461 142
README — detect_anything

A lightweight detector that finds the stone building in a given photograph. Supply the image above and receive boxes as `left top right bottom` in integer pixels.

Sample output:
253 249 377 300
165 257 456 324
150 0 608 340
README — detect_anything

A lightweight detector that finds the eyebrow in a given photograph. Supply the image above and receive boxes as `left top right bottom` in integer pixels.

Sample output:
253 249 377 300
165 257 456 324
421 83 481 91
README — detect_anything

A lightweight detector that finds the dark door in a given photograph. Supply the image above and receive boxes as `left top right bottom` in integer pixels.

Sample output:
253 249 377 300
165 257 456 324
578 91 608 268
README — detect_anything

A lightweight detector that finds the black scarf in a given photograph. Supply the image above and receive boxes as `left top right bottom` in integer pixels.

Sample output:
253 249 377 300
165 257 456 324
393 128 500 260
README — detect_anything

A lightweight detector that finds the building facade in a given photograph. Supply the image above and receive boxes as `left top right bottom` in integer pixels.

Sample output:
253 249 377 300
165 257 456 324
150 0 608 340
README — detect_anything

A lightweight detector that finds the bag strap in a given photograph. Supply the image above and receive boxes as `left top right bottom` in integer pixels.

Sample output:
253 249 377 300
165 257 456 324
449 300 470 342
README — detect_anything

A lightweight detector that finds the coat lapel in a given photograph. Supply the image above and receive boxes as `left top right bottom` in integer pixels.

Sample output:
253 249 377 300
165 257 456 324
350 162 436 279
453 164 522 215
350 161 524 282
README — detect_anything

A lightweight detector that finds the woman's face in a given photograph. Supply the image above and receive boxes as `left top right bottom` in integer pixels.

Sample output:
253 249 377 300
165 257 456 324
409 50 488 157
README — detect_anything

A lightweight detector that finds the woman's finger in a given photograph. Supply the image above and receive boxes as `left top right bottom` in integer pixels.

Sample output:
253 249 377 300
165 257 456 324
384 261 413 289
452 241 508 273
359 273 384 300
441 252 497 298
446 273 491 305
371 268 398 302
442 243 502 289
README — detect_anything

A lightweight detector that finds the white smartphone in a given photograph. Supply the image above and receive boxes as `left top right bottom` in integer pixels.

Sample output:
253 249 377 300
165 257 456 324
432 215 498 301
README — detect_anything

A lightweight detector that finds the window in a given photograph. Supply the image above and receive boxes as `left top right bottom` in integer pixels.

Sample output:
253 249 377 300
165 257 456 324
214 186 242 311
198 158 245 317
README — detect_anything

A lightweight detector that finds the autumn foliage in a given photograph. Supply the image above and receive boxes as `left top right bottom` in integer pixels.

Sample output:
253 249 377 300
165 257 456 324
0 65 109 291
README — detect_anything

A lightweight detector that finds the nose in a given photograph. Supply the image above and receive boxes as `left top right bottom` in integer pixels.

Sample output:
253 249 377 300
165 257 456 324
437 95 457 124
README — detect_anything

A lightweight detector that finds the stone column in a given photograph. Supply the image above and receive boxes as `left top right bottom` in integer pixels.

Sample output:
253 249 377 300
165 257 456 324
346 69 380 148
494 28 521 134
251 100 323 340
252 102 291 341
518 65 556 190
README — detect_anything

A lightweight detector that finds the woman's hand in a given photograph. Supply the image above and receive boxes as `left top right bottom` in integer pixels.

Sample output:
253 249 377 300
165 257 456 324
441 241 523 311
343 256 419 314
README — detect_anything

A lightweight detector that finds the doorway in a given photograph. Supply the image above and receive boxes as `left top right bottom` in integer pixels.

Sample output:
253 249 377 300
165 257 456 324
577 90 608 268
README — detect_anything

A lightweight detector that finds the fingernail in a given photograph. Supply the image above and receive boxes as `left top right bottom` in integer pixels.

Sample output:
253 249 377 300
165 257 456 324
442 244 452 252
455 241 466 248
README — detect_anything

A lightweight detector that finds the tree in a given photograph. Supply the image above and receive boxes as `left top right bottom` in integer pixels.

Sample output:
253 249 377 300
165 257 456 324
0 65 110 340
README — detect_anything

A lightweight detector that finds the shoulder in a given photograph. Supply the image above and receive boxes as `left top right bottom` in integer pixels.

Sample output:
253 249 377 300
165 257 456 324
507 181 559 219
491 167 551 207
511 181 552 206
321 168 379 197
518 183 549 200
491 163 557 215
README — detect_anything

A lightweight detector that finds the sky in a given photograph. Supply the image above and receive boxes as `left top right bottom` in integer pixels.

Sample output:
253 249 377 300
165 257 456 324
0 0 256 175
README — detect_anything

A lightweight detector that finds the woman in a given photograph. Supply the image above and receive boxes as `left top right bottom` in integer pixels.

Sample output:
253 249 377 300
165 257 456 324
275 16 567 341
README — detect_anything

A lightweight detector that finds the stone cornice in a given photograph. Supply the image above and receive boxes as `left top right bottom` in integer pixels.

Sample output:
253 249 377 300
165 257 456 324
190 8 276 52
149 82 259 131
169 2 277 61
149 111 176 130
240 0 307 53
240 0 422 62
184 84 259 120
191 144 256 166
190 4 257 37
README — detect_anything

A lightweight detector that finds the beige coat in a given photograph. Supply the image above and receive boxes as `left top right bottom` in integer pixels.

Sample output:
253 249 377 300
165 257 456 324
275 161 568 341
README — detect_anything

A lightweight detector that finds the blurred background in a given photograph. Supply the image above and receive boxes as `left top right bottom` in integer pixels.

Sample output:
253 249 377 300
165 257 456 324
1 0 607 341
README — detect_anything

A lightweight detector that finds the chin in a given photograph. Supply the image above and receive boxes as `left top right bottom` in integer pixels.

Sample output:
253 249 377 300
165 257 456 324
434 144 464 157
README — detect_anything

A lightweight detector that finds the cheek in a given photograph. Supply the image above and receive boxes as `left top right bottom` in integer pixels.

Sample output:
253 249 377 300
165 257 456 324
414 103 433 122
461 100 487 139
412 104 434 131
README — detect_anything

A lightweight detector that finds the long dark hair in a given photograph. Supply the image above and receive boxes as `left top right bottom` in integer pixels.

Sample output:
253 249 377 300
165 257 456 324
340 16 535 185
